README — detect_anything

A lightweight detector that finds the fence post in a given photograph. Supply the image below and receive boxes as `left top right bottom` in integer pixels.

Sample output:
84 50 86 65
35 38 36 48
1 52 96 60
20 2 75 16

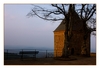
21 49 23 60
46 50 47 58
35 49 36 58
7 49 8 59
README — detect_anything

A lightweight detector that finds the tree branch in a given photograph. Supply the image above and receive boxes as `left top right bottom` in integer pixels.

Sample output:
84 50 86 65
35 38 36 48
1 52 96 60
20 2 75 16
51 4 65 16
29 9 63 21
81 4 86 19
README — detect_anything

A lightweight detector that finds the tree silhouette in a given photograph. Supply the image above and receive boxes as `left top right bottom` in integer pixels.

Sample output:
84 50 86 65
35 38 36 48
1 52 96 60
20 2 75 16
27 4 96 57
75 4 96 56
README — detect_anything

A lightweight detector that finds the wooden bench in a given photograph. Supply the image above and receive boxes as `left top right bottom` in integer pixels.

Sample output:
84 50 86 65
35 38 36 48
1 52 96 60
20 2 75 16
19 51 39 60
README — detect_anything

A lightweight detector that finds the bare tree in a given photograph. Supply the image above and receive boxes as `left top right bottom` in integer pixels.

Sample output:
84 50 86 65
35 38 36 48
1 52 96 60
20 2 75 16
27 4 96 57
75 4 96 56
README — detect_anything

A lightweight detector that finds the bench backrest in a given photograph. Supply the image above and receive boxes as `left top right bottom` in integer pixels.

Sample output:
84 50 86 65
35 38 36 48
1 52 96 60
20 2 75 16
19 51 39 54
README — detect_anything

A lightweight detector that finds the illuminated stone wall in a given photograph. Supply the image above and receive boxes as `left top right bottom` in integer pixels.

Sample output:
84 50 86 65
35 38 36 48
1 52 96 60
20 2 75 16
54 30 90 57
54 31 65 57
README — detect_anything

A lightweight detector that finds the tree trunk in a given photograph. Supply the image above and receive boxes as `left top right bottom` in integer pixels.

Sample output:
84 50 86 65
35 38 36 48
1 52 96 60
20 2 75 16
81 20 90 56
62 4 74 58
62 18 69 58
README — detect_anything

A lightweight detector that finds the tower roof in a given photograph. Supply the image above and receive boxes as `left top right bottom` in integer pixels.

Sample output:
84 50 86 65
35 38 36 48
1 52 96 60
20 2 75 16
54 19 65 32
54 10 83 32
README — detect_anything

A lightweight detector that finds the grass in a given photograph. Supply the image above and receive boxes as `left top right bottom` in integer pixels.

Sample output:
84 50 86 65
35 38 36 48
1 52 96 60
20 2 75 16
4 53 96 65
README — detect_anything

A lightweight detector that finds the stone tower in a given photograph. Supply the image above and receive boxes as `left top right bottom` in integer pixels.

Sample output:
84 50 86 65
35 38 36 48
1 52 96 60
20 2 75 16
53 12 90 57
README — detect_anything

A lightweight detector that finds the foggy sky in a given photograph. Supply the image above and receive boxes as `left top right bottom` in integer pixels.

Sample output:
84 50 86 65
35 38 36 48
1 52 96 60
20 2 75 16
4 4 96 52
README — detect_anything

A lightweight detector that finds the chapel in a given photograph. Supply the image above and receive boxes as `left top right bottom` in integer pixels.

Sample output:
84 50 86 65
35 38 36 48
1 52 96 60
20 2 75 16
53 11 90 57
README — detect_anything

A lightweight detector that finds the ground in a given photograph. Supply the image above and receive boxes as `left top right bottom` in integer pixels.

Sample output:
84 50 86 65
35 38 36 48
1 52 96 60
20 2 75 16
4 53 96 65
